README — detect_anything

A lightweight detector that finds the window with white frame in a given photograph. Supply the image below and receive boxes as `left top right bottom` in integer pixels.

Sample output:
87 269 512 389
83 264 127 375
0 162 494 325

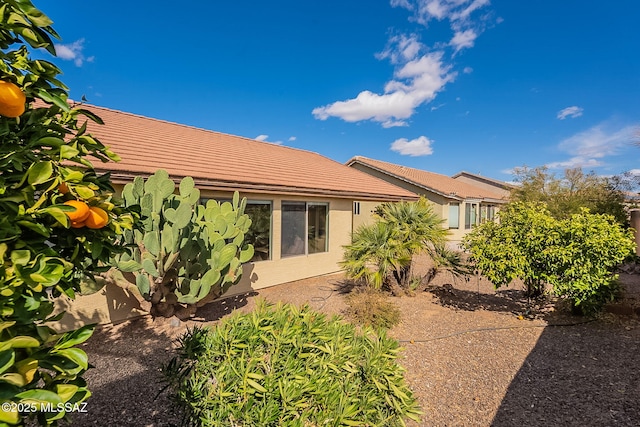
465 202 478 229
448 202 460 229
281 202 329 257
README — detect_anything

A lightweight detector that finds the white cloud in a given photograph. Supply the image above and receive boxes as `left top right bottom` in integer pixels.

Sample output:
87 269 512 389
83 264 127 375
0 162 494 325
288 136 297 142
313 0 490 127
54 39 93 67
392 0 491 27
255 134 283 145
450 29 477 53
557 106 584 120
546 157 603 169
376 34 422 64
390 136 434 156
313 51 455 126
546 123 637 169
463 66 473 73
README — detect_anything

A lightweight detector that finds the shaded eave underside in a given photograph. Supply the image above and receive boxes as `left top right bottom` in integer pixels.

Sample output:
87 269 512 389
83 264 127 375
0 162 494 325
103 170 417 202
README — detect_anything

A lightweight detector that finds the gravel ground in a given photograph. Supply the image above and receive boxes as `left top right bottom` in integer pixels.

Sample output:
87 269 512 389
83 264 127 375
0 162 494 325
67 267 640 427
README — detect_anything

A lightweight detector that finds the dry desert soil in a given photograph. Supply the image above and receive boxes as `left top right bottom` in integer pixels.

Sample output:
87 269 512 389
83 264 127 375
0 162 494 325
66 266 640 427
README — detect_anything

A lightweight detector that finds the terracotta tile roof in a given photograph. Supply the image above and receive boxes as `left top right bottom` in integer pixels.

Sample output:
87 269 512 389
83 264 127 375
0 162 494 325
75 104 418 201
346 156 507 201
451 171 515 190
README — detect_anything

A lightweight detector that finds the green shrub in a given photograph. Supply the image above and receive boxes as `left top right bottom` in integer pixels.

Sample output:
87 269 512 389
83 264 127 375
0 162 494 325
463 202 635 314
162 300 421 426
345 289 401 330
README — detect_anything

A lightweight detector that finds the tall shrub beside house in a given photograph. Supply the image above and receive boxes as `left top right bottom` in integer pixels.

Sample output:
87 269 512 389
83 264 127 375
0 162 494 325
0 2 136 425
463 202 635 314
112 170 254 319
341 198 462 293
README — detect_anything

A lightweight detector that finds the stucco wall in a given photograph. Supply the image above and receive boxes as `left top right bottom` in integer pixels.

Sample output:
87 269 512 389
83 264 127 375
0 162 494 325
54 191 364 330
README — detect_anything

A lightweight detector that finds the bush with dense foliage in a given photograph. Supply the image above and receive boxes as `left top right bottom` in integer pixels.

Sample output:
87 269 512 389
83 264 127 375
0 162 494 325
0 2 136 425
162 300 421 426
463 202 635 314
341 198 461 292
510 166 629 225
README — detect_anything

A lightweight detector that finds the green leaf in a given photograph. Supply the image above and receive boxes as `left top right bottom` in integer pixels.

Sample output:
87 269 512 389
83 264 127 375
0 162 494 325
117 260 142 273
143 231 160 257
15 389 63 406
173 201 193 229
27 161 53 185
0 336 40 352
239 245 255 263
0 350 15 375
136 274 151 298
60 144 80 159
142 258 159 276
55 324 94 349
0 372 25 386
52 348 89 370
179 176 195 198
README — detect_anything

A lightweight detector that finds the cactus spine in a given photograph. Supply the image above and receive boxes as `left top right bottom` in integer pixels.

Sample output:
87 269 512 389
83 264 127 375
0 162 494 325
115 170 254 317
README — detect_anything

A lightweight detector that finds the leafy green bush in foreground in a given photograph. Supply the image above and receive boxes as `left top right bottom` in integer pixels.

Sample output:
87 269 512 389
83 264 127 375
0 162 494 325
162 300 421 426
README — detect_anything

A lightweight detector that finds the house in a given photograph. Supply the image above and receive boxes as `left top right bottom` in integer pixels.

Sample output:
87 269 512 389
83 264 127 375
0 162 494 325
58 105 418 328
345 156 508 244
451 171 513 199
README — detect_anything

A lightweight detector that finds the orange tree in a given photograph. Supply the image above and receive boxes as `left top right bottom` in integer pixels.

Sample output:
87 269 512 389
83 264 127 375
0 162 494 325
0 2 136 425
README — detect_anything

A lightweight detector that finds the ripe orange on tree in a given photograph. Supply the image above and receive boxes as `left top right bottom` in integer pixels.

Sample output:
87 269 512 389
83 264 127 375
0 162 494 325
84 206 109 229
0 80 26 117
63 200 91 222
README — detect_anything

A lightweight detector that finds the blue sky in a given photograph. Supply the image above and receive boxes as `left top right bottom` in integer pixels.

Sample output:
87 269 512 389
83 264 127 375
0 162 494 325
42 0 639 181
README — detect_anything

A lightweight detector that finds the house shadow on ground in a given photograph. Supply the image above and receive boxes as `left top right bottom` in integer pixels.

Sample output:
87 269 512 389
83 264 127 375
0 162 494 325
490 320 640 426
490 272 640 426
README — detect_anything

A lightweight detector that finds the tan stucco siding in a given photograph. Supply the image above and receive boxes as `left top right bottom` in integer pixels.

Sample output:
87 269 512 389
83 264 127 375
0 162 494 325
352 200 381 231
54 192 356 329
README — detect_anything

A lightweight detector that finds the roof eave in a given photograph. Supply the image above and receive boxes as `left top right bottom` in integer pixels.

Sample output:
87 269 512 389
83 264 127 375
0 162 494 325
105 171 418 202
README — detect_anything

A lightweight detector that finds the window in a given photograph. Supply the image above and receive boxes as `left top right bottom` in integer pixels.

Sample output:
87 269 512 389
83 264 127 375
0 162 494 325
281 202 329 257
487 205 496 222
465 203 478 229
448 203 459 229
479 204 496 224
244 201 272 261
353 201 361 215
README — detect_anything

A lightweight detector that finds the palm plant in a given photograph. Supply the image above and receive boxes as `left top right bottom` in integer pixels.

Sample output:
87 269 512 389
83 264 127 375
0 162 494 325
342 198 459 291
341 222 411 290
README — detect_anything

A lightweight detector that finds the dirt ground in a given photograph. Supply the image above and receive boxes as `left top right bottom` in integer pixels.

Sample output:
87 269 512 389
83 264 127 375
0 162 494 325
67 266 640 427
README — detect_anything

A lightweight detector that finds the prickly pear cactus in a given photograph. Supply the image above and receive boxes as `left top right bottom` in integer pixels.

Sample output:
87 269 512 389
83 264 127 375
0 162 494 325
114 170 254 317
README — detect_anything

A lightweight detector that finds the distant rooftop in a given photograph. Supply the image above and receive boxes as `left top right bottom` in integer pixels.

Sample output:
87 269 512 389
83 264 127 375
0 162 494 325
346 156 506 201
451 171 515 190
